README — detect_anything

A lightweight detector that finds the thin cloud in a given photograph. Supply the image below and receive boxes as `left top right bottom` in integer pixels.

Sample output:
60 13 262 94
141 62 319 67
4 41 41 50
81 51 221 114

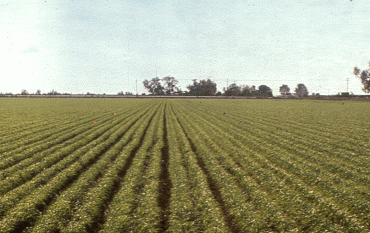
20 44 40 54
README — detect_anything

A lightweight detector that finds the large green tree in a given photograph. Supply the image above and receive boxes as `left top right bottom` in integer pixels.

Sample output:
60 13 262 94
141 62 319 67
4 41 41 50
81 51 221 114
259 85 273 97
354 64 370 93
279 84 290 95
295 84 309 97
143 76 180 95
143 77 165 95
187 79 217 96
240 85 252 96
162 76 179 95
223 83 241 96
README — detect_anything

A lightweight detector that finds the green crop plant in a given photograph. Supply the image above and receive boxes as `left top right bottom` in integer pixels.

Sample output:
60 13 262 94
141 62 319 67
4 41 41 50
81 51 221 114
0 98 369 232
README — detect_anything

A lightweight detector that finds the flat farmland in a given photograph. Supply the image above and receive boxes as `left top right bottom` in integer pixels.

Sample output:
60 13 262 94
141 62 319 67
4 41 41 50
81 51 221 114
0 98 369 232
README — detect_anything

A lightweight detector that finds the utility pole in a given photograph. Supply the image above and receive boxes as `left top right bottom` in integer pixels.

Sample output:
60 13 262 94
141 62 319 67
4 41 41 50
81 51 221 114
136 79 138 96
226 79 229 90
346 77 349 92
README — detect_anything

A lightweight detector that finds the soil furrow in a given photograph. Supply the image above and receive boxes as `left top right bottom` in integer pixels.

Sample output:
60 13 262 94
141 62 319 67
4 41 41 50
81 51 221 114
91 104 161 233
172 108 240 233
158 105 172 232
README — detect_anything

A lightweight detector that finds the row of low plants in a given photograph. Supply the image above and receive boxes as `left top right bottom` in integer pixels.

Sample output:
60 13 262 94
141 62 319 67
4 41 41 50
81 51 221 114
173 102 297 232
0 104 107 155
182 100 370 189
172 103 282 232
198 99 366 147
173 100 369 231
166 103 229 232
0 109 118 173
95 102 164 233
30 102 162 233
0 99 59 139
0 102 152 194
0 98 154 146
0 101 160 232
0 120 65 152
178 100 370 193
0 98 105 146
189 100 368 164
0 114 127 213
184 100 370 224
0 99 150 162
116 109 164 233
1 98 369 232
212 100 370 169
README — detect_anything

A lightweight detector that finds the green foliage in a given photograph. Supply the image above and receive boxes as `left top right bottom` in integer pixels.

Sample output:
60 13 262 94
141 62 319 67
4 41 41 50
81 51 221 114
258 85 273 97
354 64 370 93
143 77 165 95
0 99 369 232
223 83 241 96
279 84 290 95
143 76 179 95
186 79 217 96
295 83 309 97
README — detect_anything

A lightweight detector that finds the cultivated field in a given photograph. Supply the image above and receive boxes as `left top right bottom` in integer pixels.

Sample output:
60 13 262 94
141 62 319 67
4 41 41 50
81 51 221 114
0 98 369 232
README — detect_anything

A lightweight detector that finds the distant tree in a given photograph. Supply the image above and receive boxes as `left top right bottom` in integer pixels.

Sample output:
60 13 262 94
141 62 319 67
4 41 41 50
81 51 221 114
143 77 164 95
36 89 41 95
21 89 29 95
279 84 290 95
241 85 252 96
47 89 60 95
162 76 179 95
259 85 273 97
249 85 259 96
354 64 370 93
223 83 241 96
187 79 217 96
295 84 309 97
117 91 124 95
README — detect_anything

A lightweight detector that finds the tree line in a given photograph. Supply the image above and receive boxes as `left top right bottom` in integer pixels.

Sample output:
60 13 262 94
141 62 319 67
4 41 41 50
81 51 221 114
2 63 370 96
143 77 309 97
2 80 309 97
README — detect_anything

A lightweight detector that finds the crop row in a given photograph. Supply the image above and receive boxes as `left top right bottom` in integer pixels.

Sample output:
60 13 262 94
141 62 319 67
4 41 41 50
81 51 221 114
0 100 161 232
0 102 152 187
184 100 370 219
100 102 165 232
166 104 231 232
29 102 162 233
1 98 369 232
0 100 152 158
172 100 369 231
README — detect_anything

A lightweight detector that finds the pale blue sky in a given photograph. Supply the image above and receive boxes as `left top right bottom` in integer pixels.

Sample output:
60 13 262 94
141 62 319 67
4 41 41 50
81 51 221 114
0 0 369 95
